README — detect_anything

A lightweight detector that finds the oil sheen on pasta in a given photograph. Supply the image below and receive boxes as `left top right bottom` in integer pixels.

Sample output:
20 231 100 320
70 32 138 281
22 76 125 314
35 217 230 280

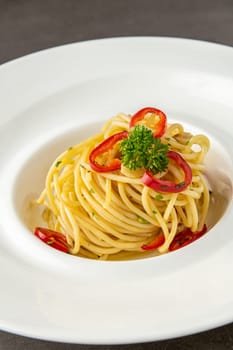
35 111 210 260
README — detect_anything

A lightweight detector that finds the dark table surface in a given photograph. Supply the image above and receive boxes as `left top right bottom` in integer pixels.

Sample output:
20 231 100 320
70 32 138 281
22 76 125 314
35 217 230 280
0 0 233 349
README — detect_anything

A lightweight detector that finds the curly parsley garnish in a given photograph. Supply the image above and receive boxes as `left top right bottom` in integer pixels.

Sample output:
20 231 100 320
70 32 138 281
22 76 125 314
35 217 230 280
120 125 168 174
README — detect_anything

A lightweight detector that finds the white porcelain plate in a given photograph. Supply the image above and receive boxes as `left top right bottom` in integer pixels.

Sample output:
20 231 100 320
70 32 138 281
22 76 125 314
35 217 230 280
0 37 233 344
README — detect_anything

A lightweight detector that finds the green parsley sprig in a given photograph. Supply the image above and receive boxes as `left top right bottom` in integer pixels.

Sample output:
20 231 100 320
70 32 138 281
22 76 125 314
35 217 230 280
120 125 168 174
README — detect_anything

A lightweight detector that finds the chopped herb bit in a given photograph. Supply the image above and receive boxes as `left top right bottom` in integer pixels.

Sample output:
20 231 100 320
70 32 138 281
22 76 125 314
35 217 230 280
137 216 149 224
152 210 157 215
68 146 73 151
120 125 169 174
155 194 163 200
55 160 62 167
89 188 95 194
47 240 55 245
91 212 98 219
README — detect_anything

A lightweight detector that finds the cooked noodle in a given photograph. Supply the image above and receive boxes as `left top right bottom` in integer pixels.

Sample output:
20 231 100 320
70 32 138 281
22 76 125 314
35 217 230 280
35 112 210 260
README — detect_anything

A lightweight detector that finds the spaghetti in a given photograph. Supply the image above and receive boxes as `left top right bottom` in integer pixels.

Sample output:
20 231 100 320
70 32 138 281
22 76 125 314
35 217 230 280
35 107 210 260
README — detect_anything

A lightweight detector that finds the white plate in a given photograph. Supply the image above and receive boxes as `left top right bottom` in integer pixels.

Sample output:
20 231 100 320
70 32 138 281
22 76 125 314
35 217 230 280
0 37 233 345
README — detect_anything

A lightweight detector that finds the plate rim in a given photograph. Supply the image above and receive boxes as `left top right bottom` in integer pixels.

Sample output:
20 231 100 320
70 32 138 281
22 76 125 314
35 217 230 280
0 36 233 344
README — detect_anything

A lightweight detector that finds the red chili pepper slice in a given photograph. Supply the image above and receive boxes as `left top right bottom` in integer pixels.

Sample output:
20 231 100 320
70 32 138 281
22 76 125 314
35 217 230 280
142 150 192 193
89 131 128 172
169 224 207 251
34 227 69 253
129 107 167 137
141 231 165 250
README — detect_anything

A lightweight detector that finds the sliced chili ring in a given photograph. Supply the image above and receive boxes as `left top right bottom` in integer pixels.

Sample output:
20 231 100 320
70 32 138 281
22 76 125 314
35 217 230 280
89 131 128 172
142 150 192 193
34 227 69 253
169 224 207 251
141 231 165 250
129 107 167 137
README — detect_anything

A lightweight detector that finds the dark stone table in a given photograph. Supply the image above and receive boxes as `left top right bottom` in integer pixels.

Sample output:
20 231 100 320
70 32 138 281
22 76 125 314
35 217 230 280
0 0 233 349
